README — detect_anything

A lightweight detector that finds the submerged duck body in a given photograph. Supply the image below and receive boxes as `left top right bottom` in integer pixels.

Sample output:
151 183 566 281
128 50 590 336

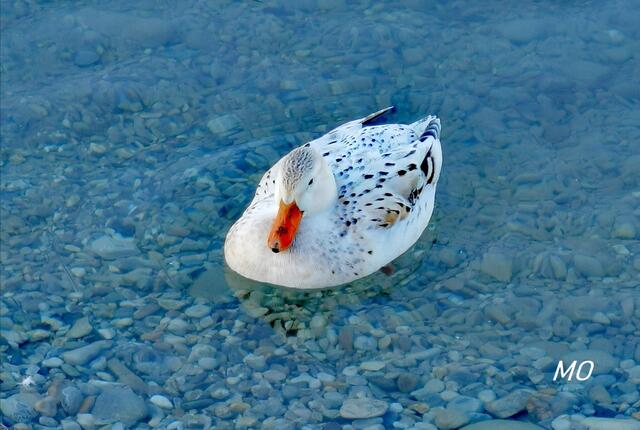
224 107 443 289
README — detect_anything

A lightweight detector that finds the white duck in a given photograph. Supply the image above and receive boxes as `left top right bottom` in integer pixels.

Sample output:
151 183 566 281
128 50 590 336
224 107 442 289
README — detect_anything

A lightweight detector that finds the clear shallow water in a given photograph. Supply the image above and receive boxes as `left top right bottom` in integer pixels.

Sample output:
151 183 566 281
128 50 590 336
1 1 639 429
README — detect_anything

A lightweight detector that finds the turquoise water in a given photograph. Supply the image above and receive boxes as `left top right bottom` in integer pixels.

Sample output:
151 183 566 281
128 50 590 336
1 1 639 429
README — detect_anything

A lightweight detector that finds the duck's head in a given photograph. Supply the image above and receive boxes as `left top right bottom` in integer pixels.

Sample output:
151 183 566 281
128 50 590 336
268 146 337 253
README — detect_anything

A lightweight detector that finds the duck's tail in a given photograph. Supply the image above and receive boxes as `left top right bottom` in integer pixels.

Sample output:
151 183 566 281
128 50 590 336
411 115 441 141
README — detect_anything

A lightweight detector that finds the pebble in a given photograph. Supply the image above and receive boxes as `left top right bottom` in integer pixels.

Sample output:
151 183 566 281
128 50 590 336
0 393 39 424
461 420 545 430
434 407 470 429
243 353 267 371
582 417 640 430
90 235 138 259
92 386 147 425
481 251 513 282
573 254 605 278
354 335 377 351
67 317 93 339
611 217 637 239
61 386 83 415
61 340 112 365
74 50 100 67
360 361 386 371
150 394 173 409
485 390 532 418
340 398 388 419
34 395 58 417
397 372 419 393
198 357 217 370
76 413 95 430
309 314 327 336
70 267 86 277
61 420 82 430
42 357 64 367
185 304 211 318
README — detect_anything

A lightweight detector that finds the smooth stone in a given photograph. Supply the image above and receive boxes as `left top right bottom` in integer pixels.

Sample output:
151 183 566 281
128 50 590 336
185 304 211 318
0 393 39 424
485 390 532 418
264 369 287 383
448 395 483 414
90 235 138 259
92 386 147 425
560 350 618 375
434 407 470 429
207 114 240 135
553 315 573 337
70 267 86 277
150 395 173 409
612 218 637 239
309 314 327 336
582 417 640 430
461 420 545 430
588 385 612 404
360 361 386 371
573 255 604 278
339 326 354 351
498 18 547 43
61 420 82 430
42 357 64 367
88 143 106 155
551 415 571 430
74 50 100 66
198 357 217 370
67 317 93 339
243 353 267 371
167 318 189 334
354 335 377 351
61 341 112 365
76 413 95 430
339 398 388 419
34 395 58 417
481 251 513 282
397 373 419 393
61 386 83 415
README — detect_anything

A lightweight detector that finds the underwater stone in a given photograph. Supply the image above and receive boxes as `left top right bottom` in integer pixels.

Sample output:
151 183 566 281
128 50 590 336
581 418 640 430
434 407 471 430
481 251 513 282
67 317 93 339
461 420 545 430
573 255 605 278
74 50 100 67
92 386 147 425
0 393 39 424
90 236 138 259
61 386 83 415
339 398 388 419
485 390 532 418
61 340 112 365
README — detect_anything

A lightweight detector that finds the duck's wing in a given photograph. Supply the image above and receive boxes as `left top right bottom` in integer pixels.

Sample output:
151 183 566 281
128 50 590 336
334 116 442 231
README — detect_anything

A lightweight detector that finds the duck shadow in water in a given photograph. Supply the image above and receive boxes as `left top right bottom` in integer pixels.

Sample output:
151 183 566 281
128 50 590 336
187 243 435 339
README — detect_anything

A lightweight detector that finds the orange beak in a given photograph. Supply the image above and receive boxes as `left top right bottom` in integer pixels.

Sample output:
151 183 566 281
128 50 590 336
267 200 302 253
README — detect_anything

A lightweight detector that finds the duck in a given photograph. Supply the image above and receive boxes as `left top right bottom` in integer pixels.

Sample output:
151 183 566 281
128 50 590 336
224 107 443 289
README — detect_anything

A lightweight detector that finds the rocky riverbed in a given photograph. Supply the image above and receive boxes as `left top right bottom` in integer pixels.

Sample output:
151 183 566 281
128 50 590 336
1 0 639 429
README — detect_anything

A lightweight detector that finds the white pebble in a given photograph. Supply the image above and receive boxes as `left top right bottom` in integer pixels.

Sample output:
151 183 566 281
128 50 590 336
150 394 173 409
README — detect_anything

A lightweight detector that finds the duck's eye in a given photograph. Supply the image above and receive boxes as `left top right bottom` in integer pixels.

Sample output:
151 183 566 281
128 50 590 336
308 179 314 186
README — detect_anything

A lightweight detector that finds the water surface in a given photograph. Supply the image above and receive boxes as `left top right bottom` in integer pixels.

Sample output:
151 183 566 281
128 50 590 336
1 1 639 429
